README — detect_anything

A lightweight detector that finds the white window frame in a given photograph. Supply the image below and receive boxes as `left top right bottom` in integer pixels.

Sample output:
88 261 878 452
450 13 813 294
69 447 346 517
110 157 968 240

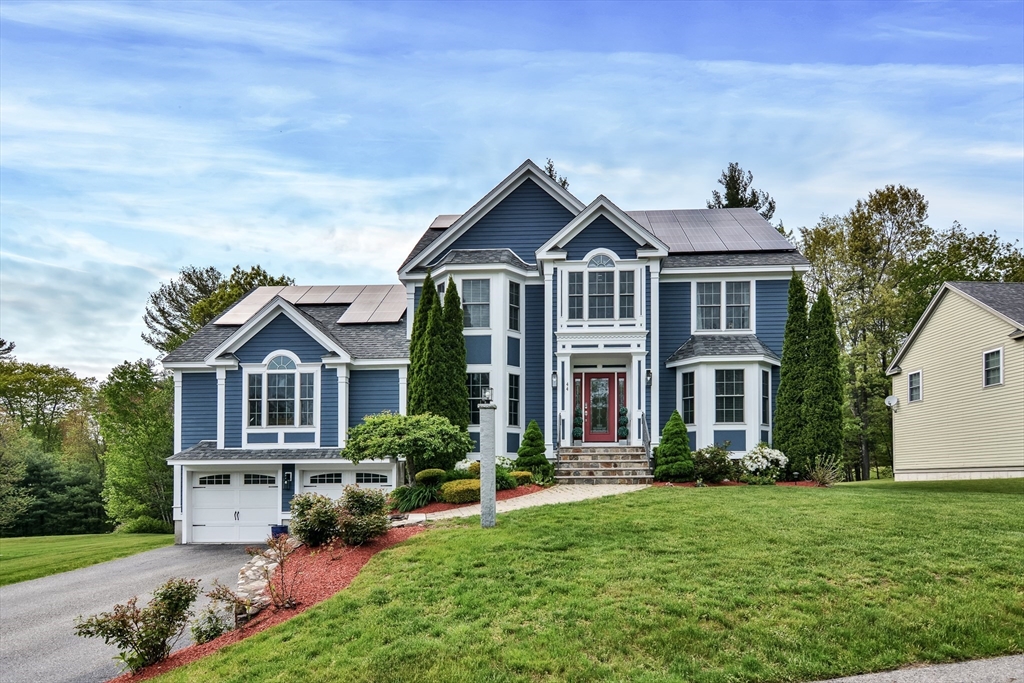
908 370 923 402
559 250 643 329
714 368 745 424
241 350 321 448
690 279 756 334
982 348 1003 387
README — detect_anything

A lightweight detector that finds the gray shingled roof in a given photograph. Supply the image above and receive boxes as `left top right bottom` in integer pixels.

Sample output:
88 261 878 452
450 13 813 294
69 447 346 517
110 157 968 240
429 248 534 270
667 335 780 365
664 251 807 269
948 281 1024 327
162 301 408 364
168 441 343 461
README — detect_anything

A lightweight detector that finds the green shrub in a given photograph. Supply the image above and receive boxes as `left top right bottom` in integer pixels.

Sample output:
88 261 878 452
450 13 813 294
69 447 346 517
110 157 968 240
653 411 693 482
516 420 554 480
439 479 481 504
495 467 518 491
337 510 391 546
468 461 481 476
341 486 389 517
389 484 440 513
807 453 843 487
740 474 776 486
510 470 533 486
691 444 733 484
115 516 173 535
341 411 474 478
74 577 200 673
289 493 339 547
414 468 446 486
190 606 229 645
443 469 477 482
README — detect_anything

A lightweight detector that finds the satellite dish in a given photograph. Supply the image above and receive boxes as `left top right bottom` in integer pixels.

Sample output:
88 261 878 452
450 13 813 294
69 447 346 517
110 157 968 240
884 395 899 408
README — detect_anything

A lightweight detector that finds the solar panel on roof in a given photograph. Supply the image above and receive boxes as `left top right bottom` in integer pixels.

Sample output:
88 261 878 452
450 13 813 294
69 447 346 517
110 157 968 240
277 286 311 303
296 286 339 304
731 210 794 250
214 287 284 325
645 210 693 252
625 211 653 231
338 285 393 324
699 212 760 251
325 285 365 304
367 286 407 323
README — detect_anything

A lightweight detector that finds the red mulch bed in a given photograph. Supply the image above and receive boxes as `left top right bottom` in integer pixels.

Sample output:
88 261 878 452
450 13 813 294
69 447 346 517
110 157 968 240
412 483 546 514
110 526 424 682
655 480 819 487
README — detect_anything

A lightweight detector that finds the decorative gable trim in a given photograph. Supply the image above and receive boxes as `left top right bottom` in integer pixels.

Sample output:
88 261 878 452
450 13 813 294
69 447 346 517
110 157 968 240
399 159 585 277
537 195 669 261
205 297 351 365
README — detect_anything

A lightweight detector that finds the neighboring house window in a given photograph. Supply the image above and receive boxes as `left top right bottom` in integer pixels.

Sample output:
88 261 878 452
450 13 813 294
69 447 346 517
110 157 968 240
726 282 750 329
908 371 922 402
761 370 770 425
252 355 315 428
467 372 489 425
715 369 744 423
463 279 490 328
309 473 344 484
198 474 230 485
681 371 695 424
697 283 721 330
568 272 584 320
619 271 635 319
356 472 388 484
508 374 520 426
244 474 275 485
509 282 520 331
247 374 262 426
983 349 1002 387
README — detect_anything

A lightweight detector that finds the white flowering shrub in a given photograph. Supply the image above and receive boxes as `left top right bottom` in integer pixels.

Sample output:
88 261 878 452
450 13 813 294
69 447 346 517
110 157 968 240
496 455 516 470
741 444 788 481
454 459 473 471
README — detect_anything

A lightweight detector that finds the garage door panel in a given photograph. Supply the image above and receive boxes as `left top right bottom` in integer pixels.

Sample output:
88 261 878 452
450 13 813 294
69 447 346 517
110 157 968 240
192 507 239 524
192 524 239 543
239 488 277 507
192 489 237 508
190 471 279 544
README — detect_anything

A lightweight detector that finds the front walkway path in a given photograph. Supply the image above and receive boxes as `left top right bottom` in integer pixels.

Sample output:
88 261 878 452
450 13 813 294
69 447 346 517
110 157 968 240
813 654 1023 683
424 484 648 520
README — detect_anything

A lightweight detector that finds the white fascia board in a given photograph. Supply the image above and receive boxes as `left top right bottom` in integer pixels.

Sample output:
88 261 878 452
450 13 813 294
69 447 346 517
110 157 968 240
350 358 410 368
661 265 809 279
536 196 669 259
162 361 223 371
170 458 393 466
205 297 351 365
400 160 585 277
666 354 781 369
431 262 531 277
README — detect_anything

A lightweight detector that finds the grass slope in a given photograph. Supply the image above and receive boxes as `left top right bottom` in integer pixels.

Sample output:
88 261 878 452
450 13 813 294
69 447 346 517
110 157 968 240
158 480 1023 683
0 533 174 586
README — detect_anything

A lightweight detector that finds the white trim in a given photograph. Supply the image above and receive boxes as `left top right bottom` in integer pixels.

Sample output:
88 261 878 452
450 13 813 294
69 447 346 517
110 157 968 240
163 360 237 371
173 371 183 454
661 266 808 278
349 358 411 368
241 351 321 448
400 160 585 277
982 347 1004 387
536 195 669 260
398 366 408 415
338 366 348 447
544 268 554 457
171 457 394 466
216 368 226 448
667 354 780 369
907 369 923 402
651 261 660 441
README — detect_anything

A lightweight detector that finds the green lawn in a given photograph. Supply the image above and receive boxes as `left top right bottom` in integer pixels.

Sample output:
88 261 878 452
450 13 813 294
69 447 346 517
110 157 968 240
158 480 1023 683
0 533 174 586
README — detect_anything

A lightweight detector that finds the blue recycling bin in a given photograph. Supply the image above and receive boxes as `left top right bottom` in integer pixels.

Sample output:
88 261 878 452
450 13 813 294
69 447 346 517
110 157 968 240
270 525 289 538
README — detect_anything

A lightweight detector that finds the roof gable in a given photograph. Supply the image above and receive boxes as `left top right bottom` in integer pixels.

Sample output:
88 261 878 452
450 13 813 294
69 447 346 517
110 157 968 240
206 298 350 365
538 195 668 261
562 215 643 261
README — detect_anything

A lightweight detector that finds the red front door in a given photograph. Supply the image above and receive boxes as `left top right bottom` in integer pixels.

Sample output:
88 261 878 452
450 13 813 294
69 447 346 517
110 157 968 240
583 373 616 443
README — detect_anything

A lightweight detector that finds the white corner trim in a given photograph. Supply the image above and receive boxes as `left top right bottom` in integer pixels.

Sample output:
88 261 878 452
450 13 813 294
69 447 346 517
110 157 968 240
173 371 183 454
216 367 226 449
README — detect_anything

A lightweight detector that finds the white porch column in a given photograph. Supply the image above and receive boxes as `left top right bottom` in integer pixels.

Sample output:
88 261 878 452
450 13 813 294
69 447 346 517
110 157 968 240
543 268 554 457
181 467 190 545
216 368 226 449
632 352 646 447
338 366 349 447
173 371 183 454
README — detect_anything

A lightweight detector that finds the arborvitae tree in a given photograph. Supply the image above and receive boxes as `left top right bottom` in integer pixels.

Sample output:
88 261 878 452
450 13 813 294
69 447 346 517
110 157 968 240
419 292 446 418
407 271 437 416
652 410 694 482
439 276 469 431
803 287 844 468
516 420 552 479
774 271 809 476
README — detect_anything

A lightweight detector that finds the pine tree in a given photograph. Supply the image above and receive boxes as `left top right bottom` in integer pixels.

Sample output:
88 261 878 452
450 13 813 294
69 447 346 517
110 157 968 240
439 276 469 431
516 420 552 479
803 287 844 468
652 410 693 482
774 271 809 476
407 271 437 416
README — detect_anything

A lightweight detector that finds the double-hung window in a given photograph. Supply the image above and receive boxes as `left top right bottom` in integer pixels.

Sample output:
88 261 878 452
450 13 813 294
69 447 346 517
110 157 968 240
726 282 750 329
619 271 635 319
509 282 520 331
715 369 744 423
697 283 721 330
462 279 490 328
697 282 751 330
508 374 520 426
248 355 315 428
467 372 490 425
681 371 695 424
908 371 922 402
983 350 1002 387
588 272 615 319
761 370 770 425
568 272 584 320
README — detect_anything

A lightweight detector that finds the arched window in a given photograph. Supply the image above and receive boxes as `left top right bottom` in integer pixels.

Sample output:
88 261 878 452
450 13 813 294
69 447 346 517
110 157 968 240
588 254 614 268
268 355 296 370
247 353 315 427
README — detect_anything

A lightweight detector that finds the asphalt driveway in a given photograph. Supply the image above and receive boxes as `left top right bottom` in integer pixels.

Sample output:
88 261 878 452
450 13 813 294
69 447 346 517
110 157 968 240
0 544 250 683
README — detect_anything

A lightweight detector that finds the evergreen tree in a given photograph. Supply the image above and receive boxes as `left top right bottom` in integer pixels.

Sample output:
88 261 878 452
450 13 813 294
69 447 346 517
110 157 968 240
707 162 776 222
516 420 552 479
439 276 469 430
803 287 844 468
407 271 437 416
653 410 694 482
419 292 446 417
774 272 809 476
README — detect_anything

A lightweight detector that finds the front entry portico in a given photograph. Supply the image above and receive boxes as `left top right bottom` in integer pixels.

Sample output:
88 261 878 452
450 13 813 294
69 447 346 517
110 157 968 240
573 371 627 443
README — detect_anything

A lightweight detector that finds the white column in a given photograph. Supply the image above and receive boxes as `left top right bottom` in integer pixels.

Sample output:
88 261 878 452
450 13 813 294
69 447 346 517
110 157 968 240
338 366 349 447
181 467 190 544
406 283 416 338
543 268 554 457
173 371 183 454
650 262 660 444
632 352 645 447
216 368 226 449
479 400 497 528
398 365 408 415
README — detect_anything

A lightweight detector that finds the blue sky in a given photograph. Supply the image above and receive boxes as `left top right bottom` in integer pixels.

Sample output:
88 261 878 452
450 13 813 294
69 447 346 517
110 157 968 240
1 0 1022 378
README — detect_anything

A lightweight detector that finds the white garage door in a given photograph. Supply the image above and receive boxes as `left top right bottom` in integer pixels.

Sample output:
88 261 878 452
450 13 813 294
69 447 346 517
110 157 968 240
191 472 279 543
301 471 391 500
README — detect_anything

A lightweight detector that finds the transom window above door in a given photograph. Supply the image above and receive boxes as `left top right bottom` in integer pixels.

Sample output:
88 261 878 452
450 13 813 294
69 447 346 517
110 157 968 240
697 282 751 331
247 353 316 428
566 256 636 322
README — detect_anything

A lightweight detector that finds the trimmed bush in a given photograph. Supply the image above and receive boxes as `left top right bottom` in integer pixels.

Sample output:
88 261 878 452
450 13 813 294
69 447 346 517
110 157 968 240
443 469 477 482
341 486 389 517
414 468 446 486
439 479 481 504
510 471 533 486
495 468 518 491
468 461 481 476
516 420 553 480
116 516 173 535
653 410 693 482
691 444 732 484
289 493 339 547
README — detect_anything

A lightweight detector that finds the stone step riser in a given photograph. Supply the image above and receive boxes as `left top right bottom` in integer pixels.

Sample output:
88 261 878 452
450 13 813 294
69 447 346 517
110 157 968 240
559 448 646 455
555 477 654 485
556 464 651 472
558 455 648 462
556 472 651 478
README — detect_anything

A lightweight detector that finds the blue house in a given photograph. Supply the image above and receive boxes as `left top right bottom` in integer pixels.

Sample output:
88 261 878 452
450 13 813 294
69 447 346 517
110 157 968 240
164 160 807 543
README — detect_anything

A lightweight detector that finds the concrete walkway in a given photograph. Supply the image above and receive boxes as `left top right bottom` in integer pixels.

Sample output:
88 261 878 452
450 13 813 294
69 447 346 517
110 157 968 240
813 654 1023 682
424 484 648 520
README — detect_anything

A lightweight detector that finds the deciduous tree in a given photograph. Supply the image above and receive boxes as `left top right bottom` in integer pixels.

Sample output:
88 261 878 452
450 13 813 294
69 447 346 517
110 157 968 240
0 360 92 452
142 266 223 353
342 411 474 479
544 158 569 189
189 265 293 330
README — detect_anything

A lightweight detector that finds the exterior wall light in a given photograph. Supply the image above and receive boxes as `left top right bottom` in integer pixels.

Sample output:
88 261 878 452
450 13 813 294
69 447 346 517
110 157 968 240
645 369 653 386
551 371 558 388
483 387 493 403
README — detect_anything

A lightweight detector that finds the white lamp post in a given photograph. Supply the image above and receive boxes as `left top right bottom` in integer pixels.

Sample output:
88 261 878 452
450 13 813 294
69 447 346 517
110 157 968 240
479 386 497 528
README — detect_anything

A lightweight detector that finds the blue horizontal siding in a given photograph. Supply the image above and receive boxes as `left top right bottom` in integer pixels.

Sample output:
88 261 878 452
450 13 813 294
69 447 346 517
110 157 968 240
563 215 641 261
524 285 545 433
756 279 789 356
507 336 521 367
235 313 327 364
659 282 690 435
465 335 491 365
714 429 746 452
181 372 217 450
446 179 575 264
224 370 242 448
281 464 295 512
348 369 400 428
320 368 338 447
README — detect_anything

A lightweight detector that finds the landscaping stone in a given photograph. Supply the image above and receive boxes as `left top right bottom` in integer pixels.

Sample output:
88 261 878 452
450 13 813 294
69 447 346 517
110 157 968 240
234 536 302 620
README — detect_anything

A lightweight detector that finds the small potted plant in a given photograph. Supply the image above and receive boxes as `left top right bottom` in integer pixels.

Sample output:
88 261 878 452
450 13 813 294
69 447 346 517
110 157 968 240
617 406 629 444
572 406 583 445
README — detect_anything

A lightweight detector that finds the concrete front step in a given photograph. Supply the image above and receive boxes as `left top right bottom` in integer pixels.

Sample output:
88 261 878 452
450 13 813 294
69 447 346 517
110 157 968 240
555 475 654 485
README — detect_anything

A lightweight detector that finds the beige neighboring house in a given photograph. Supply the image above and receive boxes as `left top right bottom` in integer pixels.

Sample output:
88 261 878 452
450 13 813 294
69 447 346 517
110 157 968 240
886 281 1024 481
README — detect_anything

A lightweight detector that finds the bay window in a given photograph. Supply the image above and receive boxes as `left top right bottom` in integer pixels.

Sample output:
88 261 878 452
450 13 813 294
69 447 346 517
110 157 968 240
715 369 744 423
462 279 490 328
